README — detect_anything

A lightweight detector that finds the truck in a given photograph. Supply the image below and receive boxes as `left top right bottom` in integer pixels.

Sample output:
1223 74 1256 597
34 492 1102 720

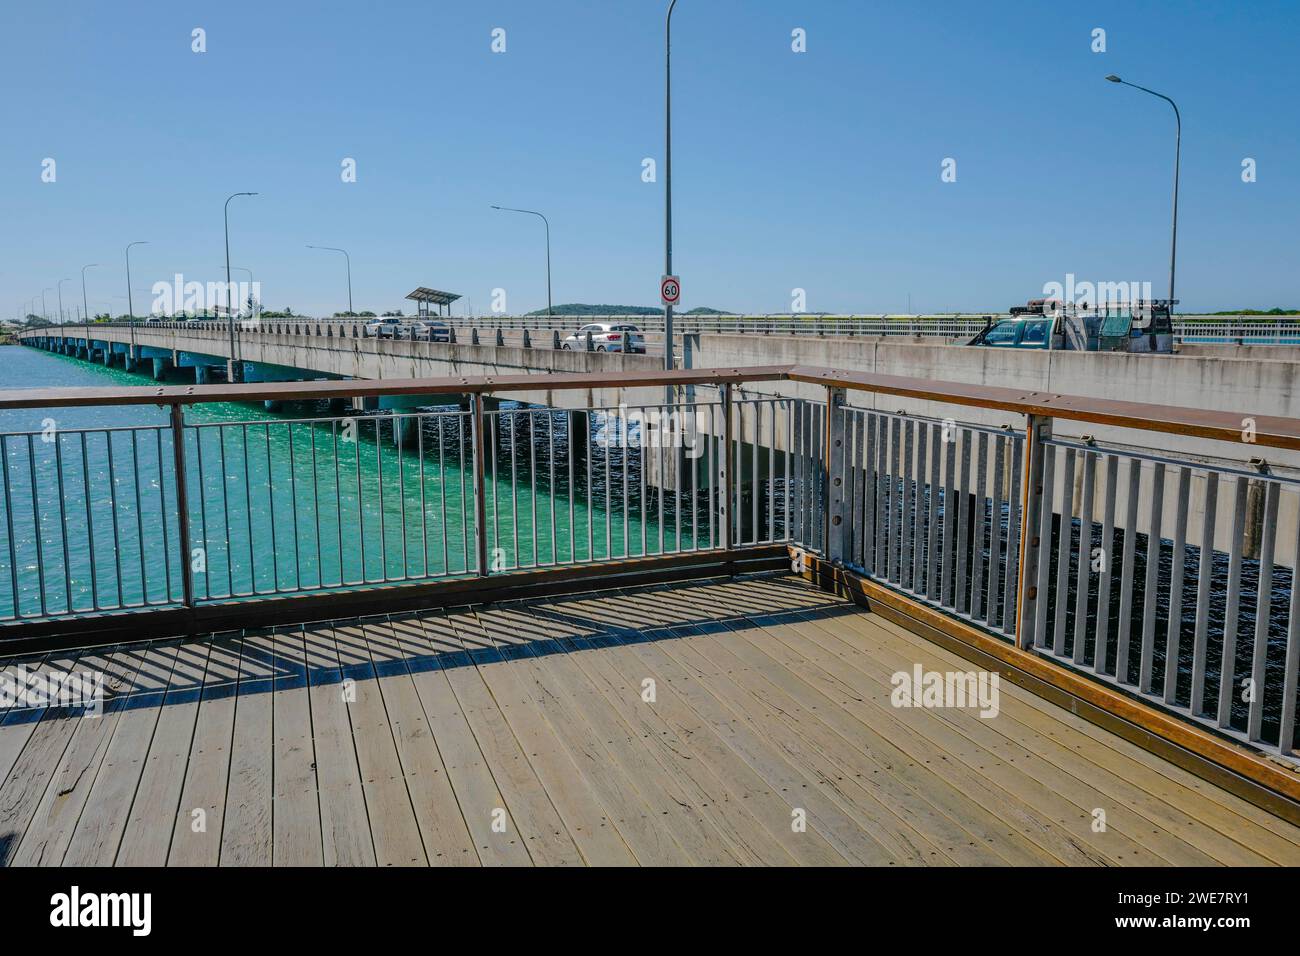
968 298 1175 353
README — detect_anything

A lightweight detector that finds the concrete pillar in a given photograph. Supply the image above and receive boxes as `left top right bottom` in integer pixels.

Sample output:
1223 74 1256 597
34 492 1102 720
195 365 213 385
151 357 170 381
226 359 244 383
102 349 112 366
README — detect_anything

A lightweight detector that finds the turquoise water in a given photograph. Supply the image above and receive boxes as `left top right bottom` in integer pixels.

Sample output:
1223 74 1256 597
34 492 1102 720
0 346 712 619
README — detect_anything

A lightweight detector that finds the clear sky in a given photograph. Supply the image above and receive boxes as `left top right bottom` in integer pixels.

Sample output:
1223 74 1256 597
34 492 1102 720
2 0 1297 318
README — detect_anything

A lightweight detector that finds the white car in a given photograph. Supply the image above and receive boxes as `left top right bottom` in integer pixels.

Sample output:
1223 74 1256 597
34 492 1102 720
560 322 646 353
364 317 404 337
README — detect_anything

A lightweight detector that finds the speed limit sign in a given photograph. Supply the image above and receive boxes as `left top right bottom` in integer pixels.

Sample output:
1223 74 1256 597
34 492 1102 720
660 275 681 306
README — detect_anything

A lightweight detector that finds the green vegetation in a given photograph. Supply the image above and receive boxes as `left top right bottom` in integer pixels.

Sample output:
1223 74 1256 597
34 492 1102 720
1202 307 1299 316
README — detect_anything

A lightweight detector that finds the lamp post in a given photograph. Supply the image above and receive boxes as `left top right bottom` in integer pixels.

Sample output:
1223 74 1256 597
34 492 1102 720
306 245 353 315
224 192 258 379
125 241 148 320
664 0 680 374
57 278 72 323
81 264 99 324
1105 75 1181 305
489 206 551 316
41 288 52 322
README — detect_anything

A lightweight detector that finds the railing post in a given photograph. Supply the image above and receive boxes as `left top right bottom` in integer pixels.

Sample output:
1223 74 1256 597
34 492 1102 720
1015 414 1052 649
719 383 734 550
471 392 489 576
169 402 195 612
825 387 847 563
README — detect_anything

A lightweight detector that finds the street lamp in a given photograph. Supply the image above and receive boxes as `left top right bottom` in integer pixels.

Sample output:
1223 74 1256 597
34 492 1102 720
57 278 72 323
489 206 552 316
125 241 149 319
664 0 680 373
81 264 99 323
224 192 258 379
41 288 52 322
1105 74 1181 305
306 245 353 315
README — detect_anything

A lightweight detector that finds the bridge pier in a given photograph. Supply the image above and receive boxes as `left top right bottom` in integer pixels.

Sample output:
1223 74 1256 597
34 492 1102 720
151 357 172 381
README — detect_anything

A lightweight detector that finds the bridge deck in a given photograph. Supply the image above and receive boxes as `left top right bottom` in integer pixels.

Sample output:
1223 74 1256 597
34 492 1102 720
1 574 1297 866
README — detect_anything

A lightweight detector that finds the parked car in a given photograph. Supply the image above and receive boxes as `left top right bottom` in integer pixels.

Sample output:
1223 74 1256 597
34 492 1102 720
408 320 451 342
364 317 404 337
559 322 646 353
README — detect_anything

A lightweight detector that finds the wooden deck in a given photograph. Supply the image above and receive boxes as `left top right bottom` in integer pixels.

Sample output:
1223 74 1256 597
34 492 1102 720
1 573 1297 866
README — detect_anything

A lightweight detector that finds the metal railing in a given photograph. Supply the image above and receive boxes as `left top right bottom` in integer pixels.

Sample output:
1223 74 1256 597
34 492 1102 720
0 363 1296 762
28 314 1300 343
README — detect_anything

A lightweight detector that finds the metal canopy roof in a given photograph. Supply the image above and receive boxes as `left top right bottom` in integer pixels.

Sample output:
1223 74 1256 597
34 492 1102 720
405 287 462 306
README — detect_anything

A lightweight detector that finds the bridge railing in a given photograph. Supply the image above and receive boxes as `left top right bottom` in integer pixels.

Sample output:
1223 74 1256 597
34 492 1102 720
0 364 1297 762
33 314 1300 344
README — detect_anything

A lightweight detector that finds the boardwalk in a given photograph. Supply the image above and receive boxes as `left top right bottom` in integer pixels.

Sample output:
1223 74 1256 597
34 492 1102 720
1 573 1297 866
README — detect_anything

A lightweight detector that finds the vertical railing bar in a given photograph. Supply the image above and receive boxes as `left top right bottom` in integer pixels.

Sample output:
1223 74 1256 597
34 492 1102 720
332 420 344 587
194 428 209 601
621 409 629 557
0 437 19 617
266 424 280 592
567 411 575 563
941 424 956 606
1190 470 1219 714
971 431 987 622
218 431 236 598
54 434 72 613
1278 489 1300 756
644 406 652 556
784 400 793 544
548 412 557 565
156 429 172 604
1138 462 1166 692
511 410 520 568
1073 449 1095 665
1052 448 1076 656
956 428 973 615
471 393 488 576
1095 455 1119 674
587 410 595 561
751 402 759 546
103 432 123 609
1115 458 1142 681
608 409 615 559
438 416 449 576
902 420 915 589
1163 466 1191 702
888 417 900 584
289 424 303 590
657 405 665 555
910 421 927 594
353 418 365 586
768 402 777 544
986 434 1005 628
1217 476 1250 728
491 412 500 566
720 385 734 551
1032 443 1056 648
130 431 146 606
1003 434 1023 639
1247 479 1280 742
733 403 743 547
169 404 195 612
310 423 323 590
459 411 469 573
927 423 941 602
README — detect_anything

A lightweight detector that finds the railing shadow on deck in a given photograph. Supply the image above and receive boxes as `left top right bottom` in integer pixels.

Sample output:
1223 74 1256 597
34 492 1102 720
0 575 854 721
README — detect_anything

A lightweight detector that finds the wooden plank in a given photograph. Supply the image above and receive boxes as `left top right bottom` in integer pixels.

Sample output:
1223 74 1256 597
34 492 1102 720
388 613 529 866
518 599 799 865
62 641 185 865
476 603 723 865
0 649 79 865
9 643 147 865
531 592 850 865
330 619 427 866
167 633 243 866
268 625 323 866
115 640 212 866
0 652 52 789
219 631 276 865
353 616 477 865
417 610 582 866
609 586 1049 865
826 597 1295 866
447 607 639 865
303 622 376 867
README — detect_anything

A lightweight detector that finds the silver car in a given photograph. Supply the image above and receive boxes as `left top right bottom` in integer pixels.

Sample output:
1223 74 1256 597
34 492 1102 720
560 322 646 353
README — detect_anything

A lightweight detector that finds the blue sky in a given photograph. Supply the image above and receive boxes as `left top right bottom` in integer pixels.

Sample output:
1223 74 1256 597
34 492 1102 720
2 0 1297 317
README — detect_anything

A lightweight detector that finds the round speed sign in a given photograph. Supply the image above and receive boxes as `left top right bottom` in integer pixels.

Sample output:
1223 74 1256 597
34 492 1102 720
660 275 681 306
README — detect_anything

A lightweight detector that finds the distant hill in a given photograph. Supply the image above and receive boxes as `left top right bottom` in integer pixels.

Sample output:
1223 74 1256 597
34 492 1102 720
524 304 734 316
1203 308 1299 316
